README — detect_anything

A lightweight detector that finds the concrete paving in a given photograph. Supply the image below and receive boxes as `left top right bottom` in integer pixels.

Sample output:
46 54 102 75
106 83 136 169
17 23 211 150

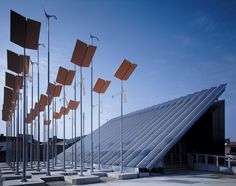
107 172 138 180
64 174 100 185
3 178 45 186
1 173 32 181
90 171 108 177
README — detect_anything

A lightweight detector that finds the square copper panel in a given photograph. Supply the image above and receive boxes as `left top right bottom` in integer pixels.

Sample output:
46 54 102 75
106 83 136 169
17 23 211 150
59 107 66 116
39 104 46 112
54 85 62 97
4 87 13 104
19 55 30 74
65 106 70 115
5 72 16 89
93 78 105 93
2 110 9 121
71 39 88 67
46 95 52 105
56 66 67 85
16 75 23 89
10 10 26 48
65 70 75 85
39 94 47 107
100 80 111 93
82 45 97 67
47 83 56 97
25 18 41 50
7 50 22 74
68 100 80 110
123 63 137 80
114 59 137 80
54 112 61 119
34 102 38 114
44 120 51 125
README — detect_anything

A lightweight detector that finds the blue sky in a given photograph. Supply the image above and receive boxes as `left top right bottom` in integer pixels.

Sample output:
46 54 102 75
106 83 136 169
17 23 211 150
0 0 236 140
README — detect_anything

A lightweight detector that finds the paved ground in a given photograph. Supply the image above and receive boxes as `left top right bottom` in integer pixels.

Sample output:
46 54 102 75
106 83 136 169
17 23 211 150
45 171 236 186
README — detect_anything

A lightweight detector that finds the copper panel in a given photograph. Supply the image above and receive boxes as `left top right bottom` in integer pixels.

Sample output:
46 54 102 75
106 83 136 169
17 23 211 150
123 63 137 80
39 94 47 107
16 75 23 89
10 10 26 48
5 72 16 89
47 83 56 97
71 39 88 67
68 100 80 110
19 55 29 74
44 120 51 125
7 50 21 74
65 70 75 85
100 80 111 93
82 45 97 67
46 95 52 105
59 107 66 116
39 104 46 112
53 112 61 119
93 78 105 93
114 60 131 80
2 110 9 121
27 113 32 123
4 87 13 104
34 102 38 115
56 66 67 85
65 106 70 115
54 85 62 97
25 18 41 50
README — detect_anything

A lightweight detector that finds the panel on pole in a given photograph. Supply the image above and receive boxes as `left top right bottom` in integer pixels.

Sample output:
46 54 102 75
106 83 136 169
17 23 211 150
68 100 80 110
71 39 88 67
65 70 76 85
16 75 23 89
93 78 105 93
2 109 9 121
27 113 32 124
7 50 22 74
56 66 67 85
53 112 61 119
44 120 51 125
10 10 26 48
25 18 41 50
114 59 137 80
39 94 47 112
47 83 56 97
82 45 97 67
4 87 13 105
54 85 62 97
5 72 16 89
19 55 30 74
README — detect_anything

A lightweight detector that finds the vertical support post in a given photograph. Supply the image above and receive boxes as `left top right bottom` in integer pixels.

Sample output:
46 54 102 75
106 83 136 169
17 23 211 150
120 80 124 173
46 15 51 177
55 98 57 166
98 93 101 170
71 111 74 166
13 111 16 170
21 47 27 182
30 62 34 168
74 64 77 169
37 46 41 171
80 67 83 176
52 98 54 169
63 85 66 172
16 90 20 175
90 51 94 173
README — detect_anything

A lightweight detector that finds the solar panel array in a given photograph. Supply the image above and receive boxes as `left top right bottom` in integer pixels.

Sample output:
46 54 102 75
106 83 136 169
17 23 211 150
58 84 226 169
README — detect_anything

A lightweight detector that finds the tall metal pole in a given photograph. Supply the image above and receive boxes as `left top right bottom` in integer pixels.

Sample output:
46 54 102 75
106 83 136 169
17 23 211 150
30 62 34 168
80 67 83 176
13 111 16 170
55 98 58 165
98 93 101 170
43 111 46 167
44 9 57 176
71 111 74 166
16 90 20 175
74 64 77 169
21 47 27 182
120 80 124 173
63 85 66 171
52 97 54 169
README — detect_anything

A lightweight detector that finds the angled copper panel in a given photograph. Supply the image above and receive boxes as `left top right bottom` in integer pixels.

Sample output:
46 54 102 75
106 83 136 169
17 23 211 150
34 102 38 115
53 112 61 119
82 45 97 67
39 94 47 107
5 72 16 89
65 70 75 85
93 78 105 93
2 110 9 121
56 66 67 85
7 50 21 74
123 63 137 80
10 10 26 48
71 39 87 67
59 107 66 116
4 87 13 105
114 60 131 80
65 106 70 115
44 120 51 125
47 83 56 97
46 95 52 105
27 113 32 123
39 104 46 112
68 100 80 110
100 80 111 94
19 55 30 74
54 85 62 97
25 18 41 50
16 75 23 89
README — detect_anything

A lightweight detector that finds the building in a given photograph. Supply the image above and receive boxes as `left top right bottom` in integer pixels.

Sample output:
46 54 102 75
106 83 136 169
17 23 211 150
59 84 226 172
